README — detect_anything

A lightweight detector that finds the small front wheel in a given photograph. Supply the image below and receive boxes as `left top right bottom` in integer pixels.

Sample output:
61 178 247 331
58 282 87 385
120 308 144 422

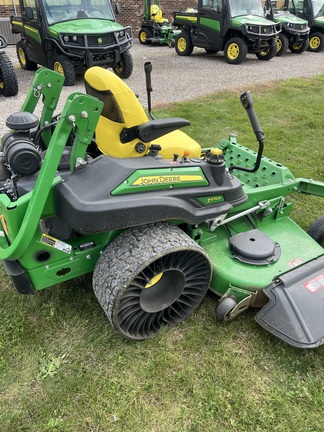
113 50 133 78
224 37 248 65
216 297 237 321
175 32 193 56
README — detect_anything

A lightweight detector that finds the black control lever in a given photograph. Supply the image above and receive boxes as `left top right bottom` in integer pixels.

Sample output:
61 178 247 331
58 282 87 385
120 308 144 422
229 91 264 173
144 62 156 120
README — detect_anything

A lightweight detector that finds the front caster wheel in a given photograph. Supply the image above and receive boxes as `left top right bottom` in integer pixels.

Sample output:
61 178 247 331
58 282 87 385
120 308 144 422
216 297 237 321
93 222 212 340
307 216 324 247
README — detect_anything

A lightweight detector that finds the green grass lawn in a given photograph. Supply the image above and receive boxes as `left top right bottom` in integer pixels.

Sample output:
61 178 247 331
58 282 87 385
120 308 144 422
0 74 323 432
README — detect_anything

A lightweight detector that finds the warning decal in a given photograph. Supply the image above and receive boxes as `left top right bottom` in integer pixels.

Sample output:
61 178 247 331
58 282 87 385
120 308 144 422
41 233 72 254
304 274 324 293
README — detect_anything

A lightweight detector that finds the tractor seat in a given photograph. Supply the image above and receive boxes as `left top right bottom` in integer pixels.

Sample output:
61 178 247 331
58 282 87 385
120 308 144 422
84 66 201 159
150 5 168 24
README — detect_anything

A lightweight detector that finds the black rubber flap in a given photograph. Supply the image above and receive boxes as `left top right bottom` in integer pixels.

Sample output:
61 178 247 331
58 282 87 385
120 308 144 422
256 255 324 348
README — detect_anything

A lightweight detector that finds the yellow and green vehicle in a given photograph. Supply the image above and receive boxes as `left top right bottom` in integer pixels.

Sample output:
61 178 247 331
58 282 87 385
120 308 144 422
171 0 281 64
285 0 324 52
0 65 324 349
10 0 133 85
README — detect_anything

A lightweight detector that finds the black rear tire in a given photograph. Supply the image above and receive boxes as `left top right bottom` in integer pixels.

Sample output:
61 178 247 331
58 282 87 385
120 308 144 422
113 50 133 79
0 53 18 97
139 28 152 45
93 222 212 340
16 40 37 71
307 216 324 247
52 54 76 86
175 32 194 56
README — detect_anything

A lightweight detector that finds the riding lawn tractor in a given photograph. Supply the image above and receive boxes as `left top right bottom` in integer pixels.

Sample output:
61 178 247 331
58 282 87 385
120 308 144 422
0 65 323 349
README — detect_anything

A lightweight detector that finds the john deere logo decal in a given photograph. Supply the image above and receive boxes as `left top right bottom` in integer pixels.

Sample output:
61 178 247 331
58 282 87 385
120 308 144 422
133 175 204 186
97 37 103 44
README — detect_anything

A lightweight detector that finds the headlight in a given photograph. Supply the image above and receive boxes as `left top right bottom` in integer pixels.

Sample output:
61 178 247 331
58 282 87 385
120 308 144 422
118 30 125 38
63 35 69 42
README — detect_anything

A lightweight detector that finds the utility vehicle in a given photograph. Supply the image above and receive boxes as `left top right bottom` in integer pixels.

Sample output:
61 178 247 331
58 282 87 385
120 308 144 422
10 0 133 85
171 0 281 64
0 65 323 348
285 0 324 51
0 34 18 97
138 0 181 45
265 0 309 56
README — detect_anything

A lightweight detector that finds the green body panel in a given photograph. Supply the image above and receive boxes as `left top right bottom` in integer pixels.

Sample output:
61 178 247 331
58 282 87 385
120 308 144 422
194 215 324 300
314 16 324 25
24 25 42 43
111 167 209 195
231 15 273 27
200 17 220 31
274 12 308 25
48 19 122 35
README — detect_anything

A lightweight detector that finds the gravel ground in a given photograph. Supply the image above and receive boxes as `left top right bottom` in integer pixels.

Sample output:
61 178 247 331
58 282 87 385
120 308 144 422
0 40 324 136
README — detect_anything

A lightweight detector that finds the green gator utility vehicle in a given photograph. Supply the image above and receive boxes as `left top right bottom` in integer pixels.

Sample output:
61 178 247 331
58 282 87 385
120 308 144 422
172 0 281 64
265 0 309 56
10 0 133 85
284 0 324 52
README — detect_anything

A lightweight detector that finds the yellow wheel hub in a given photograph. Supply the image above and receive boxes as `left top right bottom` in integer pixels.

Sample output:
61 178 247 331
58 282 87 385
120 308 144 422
140 32 147 43
277 39 282 51
145 273 163 288
18 47 26 66
227 43 239 60
310 36 320 50
54 61 64 76
0 81 3 90
177 37 187 52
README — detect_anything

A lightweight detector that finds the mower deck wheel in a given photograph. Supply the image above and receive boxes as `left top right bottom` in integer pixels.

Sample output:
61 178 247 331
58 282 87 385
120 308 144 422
92 222 212 340
216 296 237 321
307 216 324 247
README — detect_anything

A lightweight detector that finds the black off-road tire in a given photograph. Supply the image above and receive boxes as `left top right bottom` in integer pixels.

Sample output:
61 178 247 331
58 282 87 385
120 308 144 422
308 32 324 52
224 37 248 65
0 53 18 97
93 222 212 340
16 40 37 70
175 32 194 56
113 50 133 79
276 33 289 57
139 28 152 45
255 44 277 61
307 216 324 247
52 54 76 86
289 38 309 54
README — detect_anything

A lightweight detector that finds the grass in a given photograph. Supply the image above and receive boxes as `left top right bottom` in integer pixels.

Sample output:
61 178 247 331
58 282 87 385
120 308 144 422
0 74 324 432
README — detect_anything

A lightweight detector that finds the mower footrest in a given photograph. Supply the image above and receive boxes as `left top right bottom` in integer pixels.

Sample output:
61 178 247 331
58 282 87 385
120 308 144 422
2 259 35 295
256 255 324 348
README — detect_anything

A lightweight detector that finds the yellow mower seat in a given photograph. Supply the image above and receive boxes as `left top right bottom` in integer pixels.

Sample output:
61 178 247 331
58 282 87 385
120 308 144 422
84 67 201 159
150 5 168 24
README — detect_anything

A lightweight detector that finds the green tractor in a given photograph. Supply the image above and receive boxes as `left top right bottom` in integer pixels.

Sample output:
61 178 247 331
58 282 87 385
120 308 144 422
138 0 181 45
265 0 310 56
10 0 133 86
1 65 324 348
284 0 324 52
171 0 281 64
0 34 18 97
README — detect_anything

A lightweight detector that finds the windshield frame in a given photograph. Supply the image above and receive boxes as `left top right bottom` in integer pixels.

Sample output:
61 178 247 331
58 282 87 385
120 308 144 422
43 0 115 25
228 0 265 18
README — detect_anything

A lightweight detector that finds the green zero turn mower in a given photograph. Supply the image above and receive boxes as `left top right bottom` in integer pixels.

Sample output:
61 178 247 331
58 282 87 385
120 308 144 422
0 65 324 349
